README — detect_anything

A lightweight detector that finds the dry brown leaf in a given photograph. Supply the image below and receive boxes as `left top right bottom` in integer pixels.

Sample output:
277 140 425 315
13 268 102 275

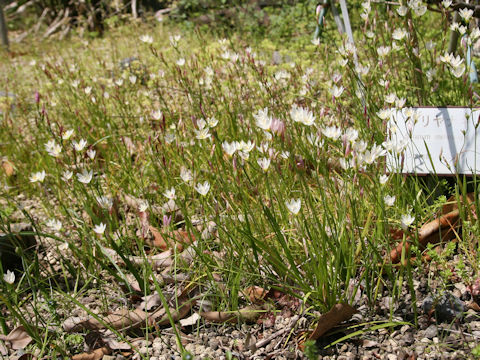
157 298 195 326
1 159 14 177
137 293 162 311
100 330 131 350
64 308 147 332
0 341 7 356
308 303 357 341
71 347 110 360
0 326 33 350
242 286 268 304
200 304 268 324
148 227 195 251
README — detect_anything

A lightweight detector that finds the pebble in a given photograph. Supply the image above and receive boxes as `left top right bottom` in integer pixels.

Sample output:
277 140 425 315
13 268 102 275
424 324 438 339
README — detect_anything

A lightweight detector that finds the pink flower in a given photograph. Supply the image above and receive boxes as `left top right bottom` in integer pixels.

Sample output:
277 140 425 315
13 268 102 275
271 118 285 136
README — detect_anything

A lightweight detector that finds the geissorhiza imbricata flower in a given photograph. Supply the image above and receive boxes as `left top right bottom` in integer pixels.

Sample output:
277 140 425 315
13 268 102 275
164 187 176 200
77 169 93 184
140 34 154 44
254 108 272 131
222 141 237 156
379 175 389 185
195 128 211 140
384 195 396 207
329 85 345 98
30 170 46 183
257 157 271 171
176 58 185 66
195 181 210 196
180 167 193 183
401 214 415 230
96 196 113 210
86 149 96 160
62 129 74 140
62 170 73 182
290 105 315 126
93 222 106 235
46 218 62 231
3 270 15 284
285 198 301 215
73 139 87 151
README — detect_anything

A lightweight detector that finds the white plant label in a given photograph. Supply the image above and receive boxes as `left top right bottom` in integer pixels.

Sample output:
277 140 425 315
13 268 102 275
386 107 480 175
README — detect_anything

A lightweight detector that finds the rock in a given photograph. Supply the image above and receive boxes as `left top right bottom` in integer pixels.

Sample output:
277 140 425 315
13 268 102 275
422 293 466 322
272 51 282 65
424 324 438 339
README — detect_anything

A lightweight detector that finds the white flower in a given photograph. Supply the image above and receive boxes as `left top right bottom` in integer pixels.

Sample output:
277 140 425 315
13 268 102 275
442 0 452 8
311 37 320 46
344 128 359 143
392 28 407 41
73 139 87 151
237 140 255 153
451 64 466 78
459 8 474 22
195 128 211 140
377 46 391 58
30 170 46 183
180 167 193 183
3 270 15 284
96 196 113 210
290 106 315 126
322 126 342 140
93 223 106 235
353 140 367 153
86 149 96 160
413 4 427 16
164 187 176 200
62 129 74 140
379 175 389 185
377 109 393 120
138 200 149 212
384 195 396 207
207 117 218 128
222 141 237 156
129 75 137 84
330 85 345 98
280 151 290 159
395 97 406 108
401 214 415 230
84 86 92 95
151 110 163 120
254 108 273 131
46 142 62 157
77 169 93 184
257 157 271 171
176 58 185 66
385 93 397 104
62 170 73 182
195 181 210 196
46 219 62 231
285 198 301 215
140 34 153 44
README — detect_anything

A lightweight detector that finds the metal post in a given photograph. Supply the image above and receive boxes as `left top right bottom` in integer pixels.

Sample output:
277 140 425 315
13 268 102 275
0 0 9 50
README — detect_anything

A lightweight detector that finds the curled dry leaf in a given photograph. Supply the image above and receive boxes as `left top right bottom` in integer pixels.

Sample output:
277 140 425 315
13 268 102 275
148 227 195 252
0 326 33 350
179 312 201 327
64 297 195 333
307 303 357 341
101 246 173 270
71 346 111 360
1 159 14 177
200 304 269 324
241 286 268 304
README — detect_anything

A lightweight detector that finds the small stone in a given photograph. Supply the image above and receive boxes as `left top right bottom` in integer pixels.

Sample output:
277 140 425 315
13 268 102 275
209 339 219 350
102 356 115 360
424 324 438 339
387 355 397 360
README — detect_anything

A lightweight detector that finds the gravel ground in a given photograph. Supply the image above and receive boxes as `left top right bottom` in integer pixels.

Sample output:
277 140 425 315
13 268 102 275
2 196 480 360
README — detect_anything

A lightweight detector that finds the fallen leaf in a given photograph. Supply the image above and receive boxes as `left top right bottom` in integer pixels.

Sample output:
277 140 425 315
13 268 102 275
200 304 268 324
308 303 357 341
241 286 268 304
467 300 480 312
71 347 110 360
179 312 201 327
148 227 195 251
1 159 14 177
64 308 146 332
137 293 162 311
0 341 7 356
100 330 132 350
0 326 33 350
